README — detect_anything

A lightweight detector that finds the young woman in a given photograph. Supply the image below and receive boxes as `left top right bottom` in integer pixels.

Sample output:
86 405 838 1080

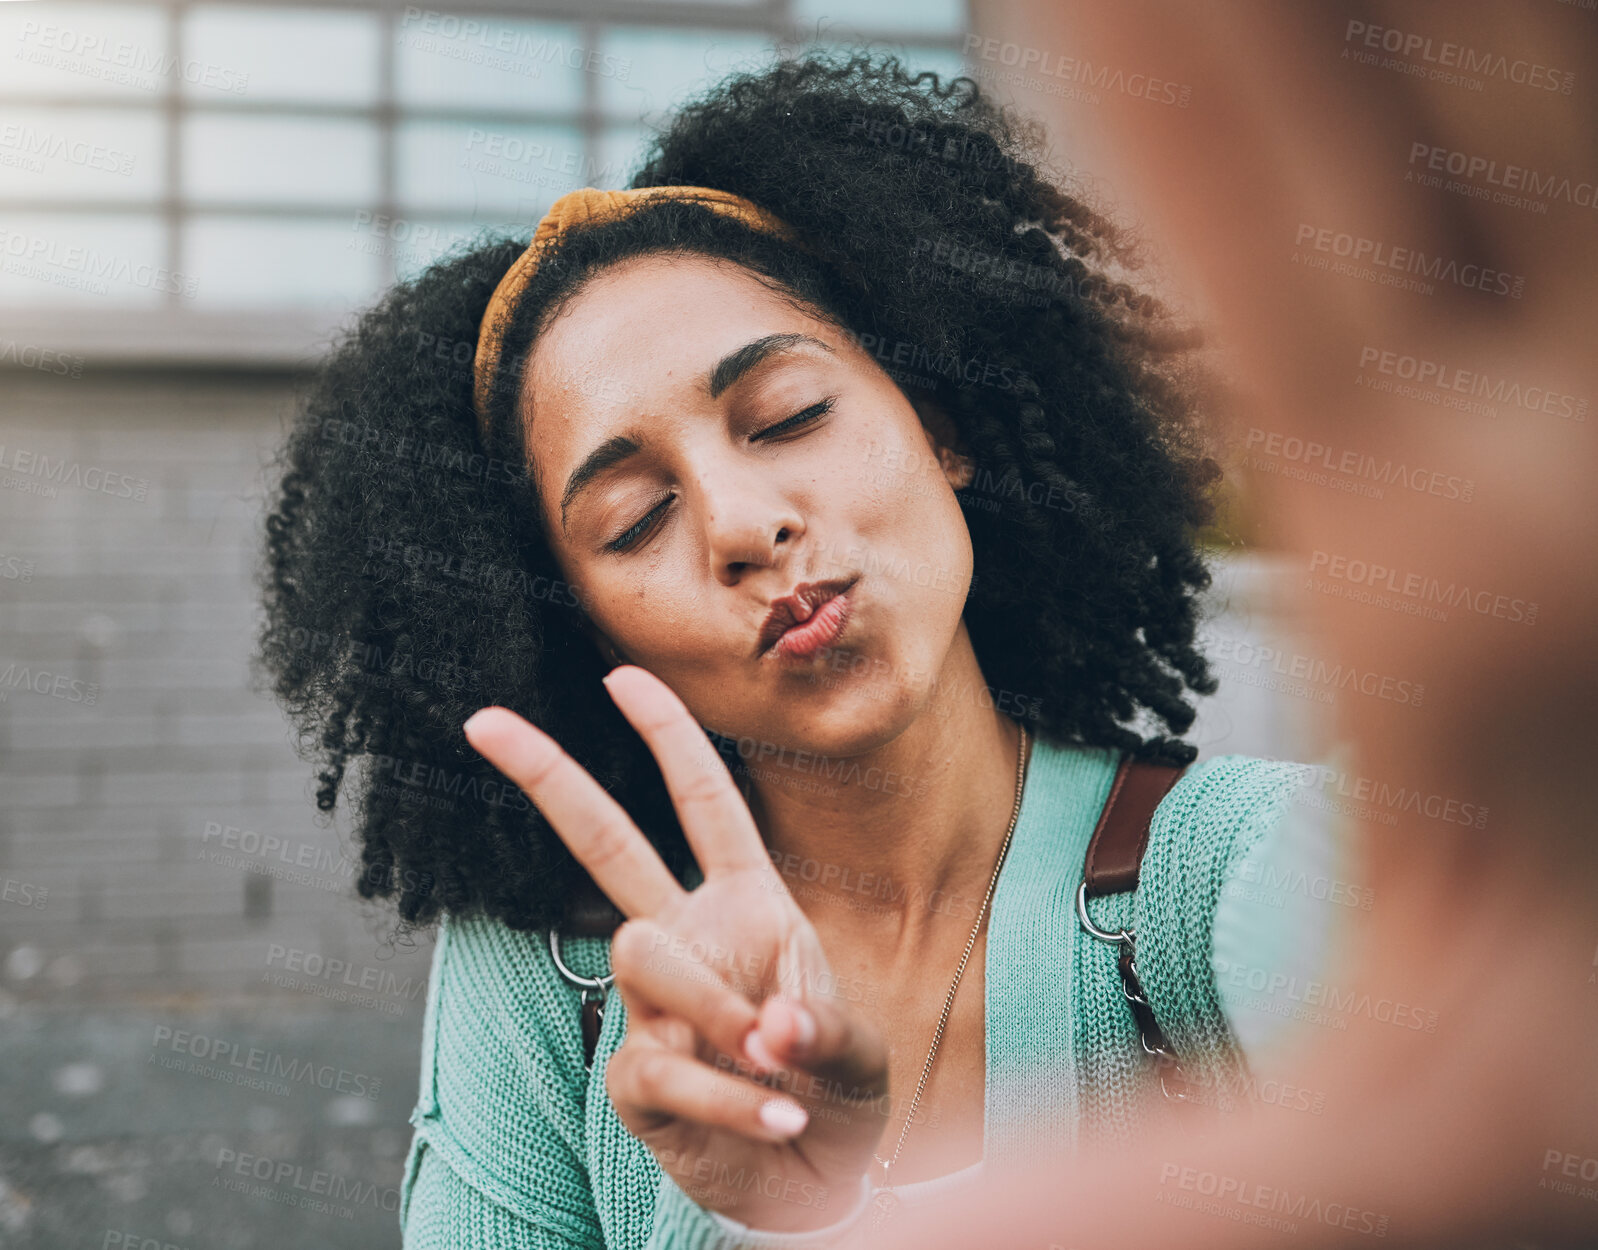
258 52 1331 1249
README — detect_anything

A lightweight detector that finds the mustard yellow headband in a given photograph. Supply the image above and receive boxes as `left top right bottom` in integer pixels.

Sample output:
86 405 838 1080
471 185 801 437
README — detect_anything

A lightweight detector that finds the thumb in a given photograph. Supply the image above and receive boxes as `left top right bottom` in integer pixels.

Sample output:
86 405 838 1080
755 991 889 1104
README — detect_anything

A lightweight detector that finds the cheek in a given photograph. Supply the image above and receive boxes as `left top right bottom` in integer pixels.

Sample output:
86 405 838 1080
586 568 722 667
901 495 974 628
852 432 929 526
544 547 604 629
537 532 633 651
846 446 974 667
856 434 972 564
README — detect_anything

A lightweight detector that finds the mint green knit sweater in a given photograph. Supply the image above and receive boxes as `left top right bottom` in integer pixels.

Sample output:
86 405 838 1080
398 739 1308 1248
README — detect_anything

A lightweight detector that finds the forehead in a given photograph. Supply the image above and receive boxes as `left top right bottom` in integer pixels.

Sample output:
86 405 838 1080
519 252 830 467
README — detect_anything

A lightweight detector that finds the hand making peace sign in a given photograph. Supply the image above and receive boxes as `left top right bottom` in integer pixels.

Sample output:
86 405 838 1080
463 664 891 1233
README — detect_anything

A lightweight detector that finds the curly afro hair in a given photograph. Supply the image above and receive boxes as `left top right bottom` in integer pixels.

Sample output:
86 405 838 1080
255 50 1223 936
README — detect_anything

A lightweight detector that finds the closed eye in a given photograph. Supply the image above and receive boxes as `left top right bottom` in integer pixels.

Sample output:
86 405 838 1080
604 398 837 554
753 397 835 441
606 492 673 553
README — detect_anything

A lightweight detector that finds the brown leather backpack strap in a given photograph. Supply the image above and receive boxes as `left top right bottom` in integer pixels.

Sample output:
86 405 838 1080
1082 754 1187 898
578 996 605 1066
1079 752 1195 1108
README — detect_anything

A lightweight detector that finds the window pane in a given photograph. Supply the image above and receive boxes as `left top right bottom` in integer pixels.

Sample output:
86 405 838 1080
0 3 171 99
898 45 970 83
396 119 592 217
0 3 974 348
596 126 650 189
181 6 380 104
802 41 968 84
183 115 379 206
599 29 779 122
378 217 507 283
0 213 168 306
185 215 385 309
793 0 967 35
0 107 165 202
394 16 588 112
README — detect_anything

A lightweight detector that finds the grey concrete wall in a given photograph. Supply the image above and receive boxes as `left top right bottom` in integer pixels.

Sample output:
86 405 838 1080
0 367 438 1006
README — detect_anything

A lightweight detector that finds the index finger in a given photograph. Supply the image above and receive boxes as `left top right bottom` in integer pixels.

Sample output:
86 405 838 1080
462 705 685 919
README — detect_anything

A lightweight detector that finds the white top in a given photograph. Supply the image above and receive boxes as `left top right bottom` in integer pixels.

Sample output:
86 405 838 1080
707 1159 988 1242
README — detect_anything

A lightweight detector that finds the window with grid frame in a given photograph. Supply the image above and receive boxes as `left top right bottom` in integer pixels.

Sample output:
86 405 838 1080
0 0 969 362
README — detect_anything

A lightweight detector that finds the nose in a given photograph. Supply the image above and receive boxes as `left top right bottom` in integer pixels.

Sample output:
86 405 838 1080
696 465 806 586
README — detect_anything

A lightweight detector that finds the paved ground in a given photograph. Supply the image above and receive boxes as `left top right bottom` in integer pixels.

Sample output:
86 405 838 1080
0 1001 424 1249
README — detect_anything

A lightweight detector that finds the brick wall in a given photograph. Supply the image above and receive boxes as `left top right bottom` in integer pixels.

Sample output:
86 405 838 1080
0 367 437 1009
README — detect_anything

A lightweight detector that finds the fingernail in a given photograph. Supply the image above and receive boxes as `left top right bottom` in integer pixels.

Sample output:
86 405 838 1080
744 1026 780 1072
772 997 814 1054
463 709 490 735
758 1099 808 1139
789 1003 815 1053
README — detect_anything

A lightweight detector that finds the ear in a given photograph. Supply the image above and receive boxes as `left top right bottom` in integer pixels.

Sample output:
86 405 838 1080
908 391 975 490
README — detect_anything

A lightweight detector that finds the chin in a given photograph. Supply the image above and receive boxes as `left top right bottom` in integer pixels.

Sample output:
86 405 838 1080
764 680 931 759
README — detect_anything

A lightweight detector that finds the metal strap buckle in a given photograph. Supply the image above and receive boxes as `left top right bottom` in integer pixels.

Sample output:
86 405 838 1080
548 927 616 994
551 928 615 1070
1075 882 1131 946
1076 884 1191 1103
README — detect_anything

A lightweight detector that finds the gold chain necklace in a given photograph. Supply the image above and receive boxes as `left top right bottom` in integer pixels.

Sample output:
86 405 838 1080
867 721 1029 1230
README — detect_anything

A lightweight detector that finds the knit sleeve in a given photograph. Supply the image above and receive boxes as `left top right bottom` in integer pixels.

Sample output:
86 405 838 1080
398 912 608 1249
1210 779 1366 1069
1130 753 1309 1114
403 1139 603 1250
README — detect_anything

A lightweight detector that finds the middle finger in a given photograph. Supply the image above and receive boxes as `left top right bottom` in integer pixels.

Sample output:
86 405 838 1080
601 665 776 879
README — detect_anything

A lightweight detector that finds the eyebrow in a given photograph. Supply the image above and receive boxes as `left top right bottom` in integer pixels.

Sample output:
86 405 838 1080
558 332 835 535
